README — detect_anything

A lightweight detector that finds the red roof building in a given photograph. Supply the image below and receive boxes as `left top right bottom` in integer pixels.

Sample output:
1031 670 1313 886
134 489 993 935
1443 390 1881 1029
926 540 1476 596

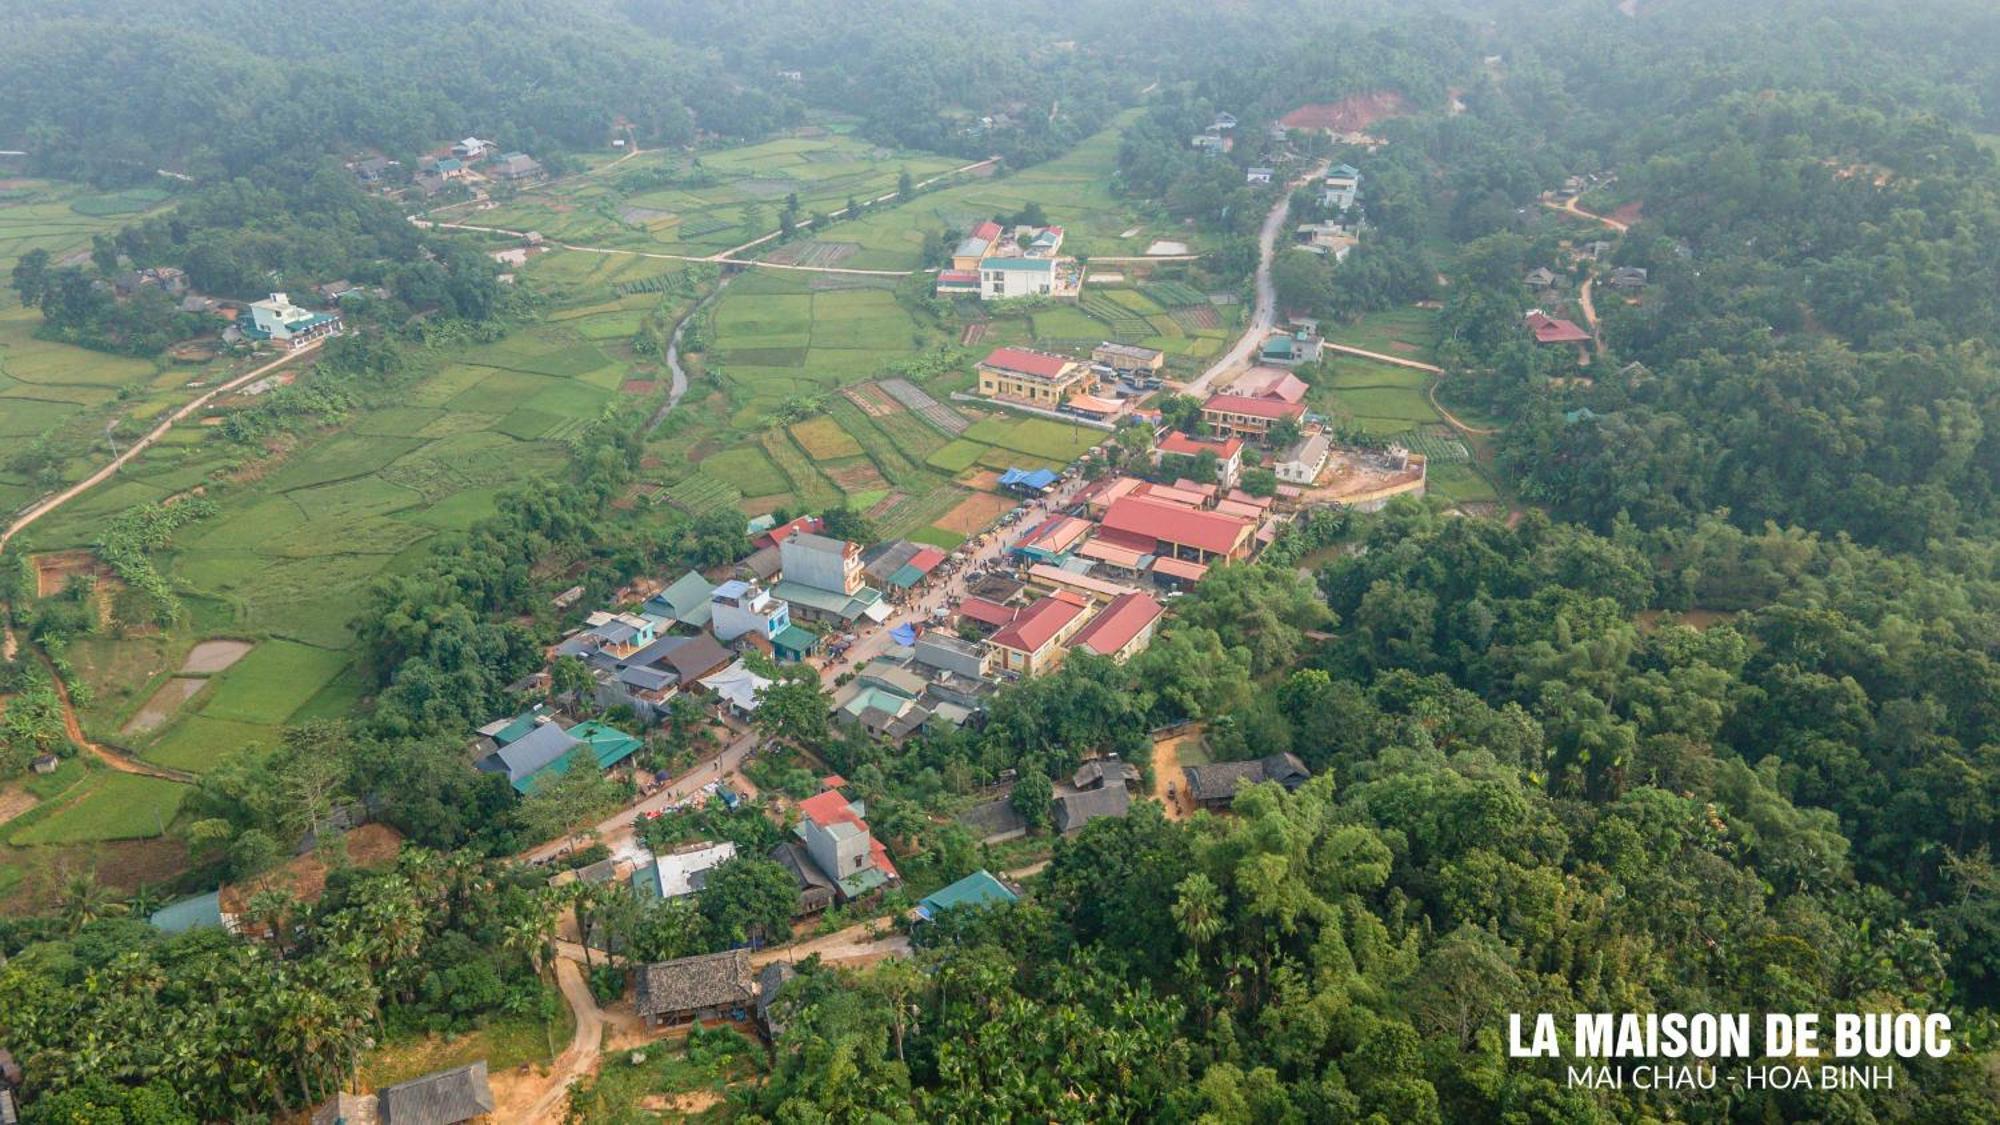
1158 431 1243 460
797 788 898 882
1201 393 1308 436
754 514 824 550
1226 367 1311 404
957 596 1019 630
986 595 1090 675
978 347 1089 404
1068 592 1165 662
982 347 1076 380
1526 310 1591 345
1100 495 1256 561
971 220 1004 243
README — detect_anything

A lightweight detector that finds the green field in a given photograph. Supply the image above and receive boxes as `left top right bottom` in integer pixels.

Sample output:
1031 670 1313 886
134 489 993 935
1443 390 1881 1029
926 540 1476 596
1311 356 1444 436
1321 307 1442 363
8 773 190 845
962 416 1105 462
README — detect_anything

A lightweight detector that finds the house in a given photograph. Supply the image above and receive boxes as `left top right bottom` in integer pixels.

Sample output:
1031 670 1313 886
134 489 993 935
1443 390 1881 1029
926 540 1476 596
643 571 716 628
951 220 1006 270
914 869 1019 920
413 172 449 197
956 595 1018 634
243 293 342 349
1246 166 1275 185
634 841 738 901
314 1060 494 1125
1294 221 1356 259
934 269 982 296
1052 785 1132 834
1257 327 1322 366
913 632 992 679
977 347 1089 405
1608 266 1649 290
1074 757 1142 792
452 137 495 159
985 594 1091 676
794 787 898 900
645 633 734 686
1525 309 1591 346
1190 133 1232 155
1013 515 1092 563
775 533 887 625
1098 495 1256 562
768 840 837 915
426 157 465 179
568 720 644 771
1321 164 1361 211
709 580 791 643
1226 366 1310 404
635 949 757 1030
1275 433 1332 485
1155 432 1244 487
1200 393 1307 438
739 543 783 583
1212 111 1239 131
700 658 773 718
30 754 59 775
998 467 1060 496
1092 341 1165 376
837 685 932 741
752 514 823 551
491 152 542 181
476 720 583 795
957 796 1029 844
1183 752 1314 810
1067 591 1165 662
578 611 656 659
1025 226 1065 257
980 255 1057 299
1523 267 1559 289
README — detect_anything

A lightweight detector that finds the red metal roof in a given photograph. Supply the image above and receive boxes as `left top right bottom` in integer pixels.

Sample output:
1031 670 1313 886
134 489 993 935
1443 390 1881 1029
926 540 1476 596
1526 311 1591 344
958 597 1018 627
988 595 1087 653
1070 591 1164 656
971 220 1004 242
754 514 823 549
796 790 896 878
907 547 947 573
1152 556 1210 581
1157 431 1243 459
1202 393 1307 421
982 347 1074 379
1100 495 1254 557
937 270 981 283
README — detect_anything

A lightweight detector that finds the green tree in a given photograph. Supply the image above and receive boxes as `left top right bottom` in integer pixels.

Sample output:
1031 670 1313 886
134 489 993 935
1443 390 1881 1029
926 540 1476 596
697 856 798 948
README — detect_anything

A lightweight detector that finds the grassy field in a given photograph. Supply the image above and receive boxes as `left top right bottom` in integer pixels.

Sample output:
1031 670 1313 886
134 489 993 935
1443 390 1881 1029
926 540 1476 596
1311 356 1443 436
8 773 190 845
1321 306 1441 362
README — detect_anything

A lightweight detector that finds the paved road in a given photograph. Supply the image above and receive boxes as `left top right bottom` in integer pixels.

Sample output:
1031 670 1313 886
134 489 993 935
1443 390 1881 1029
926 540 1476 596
518 726 760 865
815 471 1099 688
1 341 325 661
1189 162 1329 396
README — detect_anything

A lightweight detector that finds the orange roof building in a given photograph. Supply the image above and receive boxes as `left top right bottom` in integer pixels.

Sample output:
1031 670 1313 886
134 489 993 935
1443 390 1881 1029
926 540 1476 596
1100 495 1256 562
986 595 1091 676
1068 592 1165 662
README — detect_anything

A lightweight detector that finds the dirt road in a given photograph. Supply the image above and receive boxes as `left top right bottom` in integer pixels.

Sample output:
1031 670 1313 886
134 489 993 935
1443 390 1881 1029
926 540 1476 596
1543 196 1630 233
42 666 193 782
753 921 911 968
512 957 605 1124
518 727 760 865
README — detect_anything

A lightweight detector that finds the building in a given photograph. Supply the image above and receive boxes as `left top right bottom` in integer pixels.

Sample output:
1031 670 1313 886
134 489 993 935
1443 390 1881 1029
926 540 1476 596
768 840 837 915
1074 757 1142 791
643 570 716 628
635 949 757 1030
1321 164 1361 211
1275 432 1332 484
1067 591 1165 662
244 293 342 349
1524 266 1559 289
985 594 1091 676
914 870 1019 920
452 137 494 159
350 155 399 184
1608 266 1649 290
1092 341 1165 377
779 533 862 596
1294 222 1357 259
1098 494 1256 562
977 347 1089 405
708 580 791 643
1183 752 1314 810
1226 366 1310 404
1155 432 1244 487
934 269 981 296
1200 393 1307 439
912 632 992 679
314 1061 495 1125
1257 327 1322 366
951 220 1007 270
1052 785 1132 834
635 841 738 901
753 514 824 550
700 658 773 718
980 255 1057 299
1246 166 1275 185
795 787 898 900
491 152 542 181
1525 309 1591 346
475 720 582 795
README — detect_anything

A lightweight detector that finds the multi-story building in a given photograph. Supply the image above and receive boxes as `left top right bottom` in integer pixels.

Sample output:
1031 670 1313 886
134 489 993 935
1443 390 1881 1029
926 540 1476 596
1067 591 1165 662
985 594 1091 676
708 580 791 643
1155 432 1244 488
977 347 1088 405
1200 392 1307 438
244 293 342 349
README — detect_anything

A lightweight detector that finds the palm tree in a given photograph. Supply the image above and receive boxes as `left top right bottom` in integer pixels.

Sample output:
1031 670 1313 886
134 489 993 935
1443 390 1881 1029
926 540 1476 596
126 881 168 919
57 870 126 933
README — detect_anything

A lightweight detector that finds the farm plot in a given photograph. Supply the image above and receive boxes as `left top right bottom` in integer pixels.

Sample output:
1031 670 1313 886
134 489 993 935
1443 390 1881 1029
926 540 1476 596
790 416 864 459
962 417 1103 462
697 446 791 499
758 430 844 509
197 639 351 726
1313 357 1442 435
879 378 969 434
9 773 190 845
1322 306 1442 362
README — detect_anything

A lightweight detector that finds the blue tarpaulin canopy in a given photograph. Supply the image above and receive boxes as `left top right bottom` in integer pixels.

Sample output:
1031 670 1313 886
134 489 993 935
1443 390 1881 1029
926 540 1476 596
889 623 918 646
998 467 1058 492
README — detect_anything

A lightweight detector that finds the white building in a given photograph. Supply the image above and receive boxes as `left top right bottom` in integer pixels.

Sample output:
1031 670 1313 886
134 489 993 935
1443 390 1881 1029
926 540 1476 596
708 580 791 643
245 293 342 349
779 533 862 596
1276 433 1333 485
639 842 738 900
981 256 1057 299
1321 163 1361 211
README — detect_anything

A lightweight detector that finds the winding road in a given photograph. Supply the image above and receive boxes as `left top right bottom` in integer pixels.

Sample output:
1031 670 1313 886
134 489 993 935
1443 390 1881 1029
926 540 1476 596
1187 161 1330 396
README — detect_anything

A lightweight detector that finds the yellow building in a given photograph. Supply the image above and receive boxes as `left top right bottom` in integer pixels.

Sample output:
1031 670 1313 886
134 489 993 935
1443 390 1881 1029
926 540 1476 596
977 347 1088 404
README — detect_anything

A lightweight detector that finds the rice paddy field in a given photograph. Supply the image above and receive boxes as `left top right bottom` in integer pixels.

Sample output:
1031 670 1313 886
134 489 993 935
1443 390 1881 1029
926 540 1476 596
462 132 963 258
0 180 212 516
1319 306 1441 363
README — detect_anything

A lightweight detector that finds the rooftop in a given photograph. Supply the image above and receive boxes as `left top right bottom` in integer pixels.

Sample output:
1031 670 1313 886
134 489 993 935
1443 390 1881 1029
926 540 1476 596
1100 495 1255 556
988 595 1087 653
981 347 1076 380
635 949 756 1018
376 1061 494 1125
1068 591 1164 656
1158 432 1244 459
1203 393 1308 421
916 869 1019 919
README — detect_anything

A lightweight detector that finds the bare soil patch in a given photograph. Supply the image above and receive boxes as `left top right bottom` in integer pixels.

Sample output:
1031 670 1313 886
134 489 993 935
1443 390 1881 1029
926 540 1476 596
0 789 38 827
864 491 906 519
1278 90 1411 133
823 460 887 492
179 639 254 674
121 677 207 736
936 491 1014 535
33 550 116 598
1152 730 1203 821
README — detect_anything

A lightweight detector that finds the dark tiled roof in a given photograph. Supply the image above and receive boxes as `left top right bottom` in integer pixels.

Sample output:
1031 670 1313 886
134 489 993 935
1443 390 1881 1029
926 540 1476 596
957 797 1028 841
1073 759 1141 790
1183 753 1312 803
1052 785 1132 833
376 1061 493 1125
757 962 795 1035
635 949 756 1018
